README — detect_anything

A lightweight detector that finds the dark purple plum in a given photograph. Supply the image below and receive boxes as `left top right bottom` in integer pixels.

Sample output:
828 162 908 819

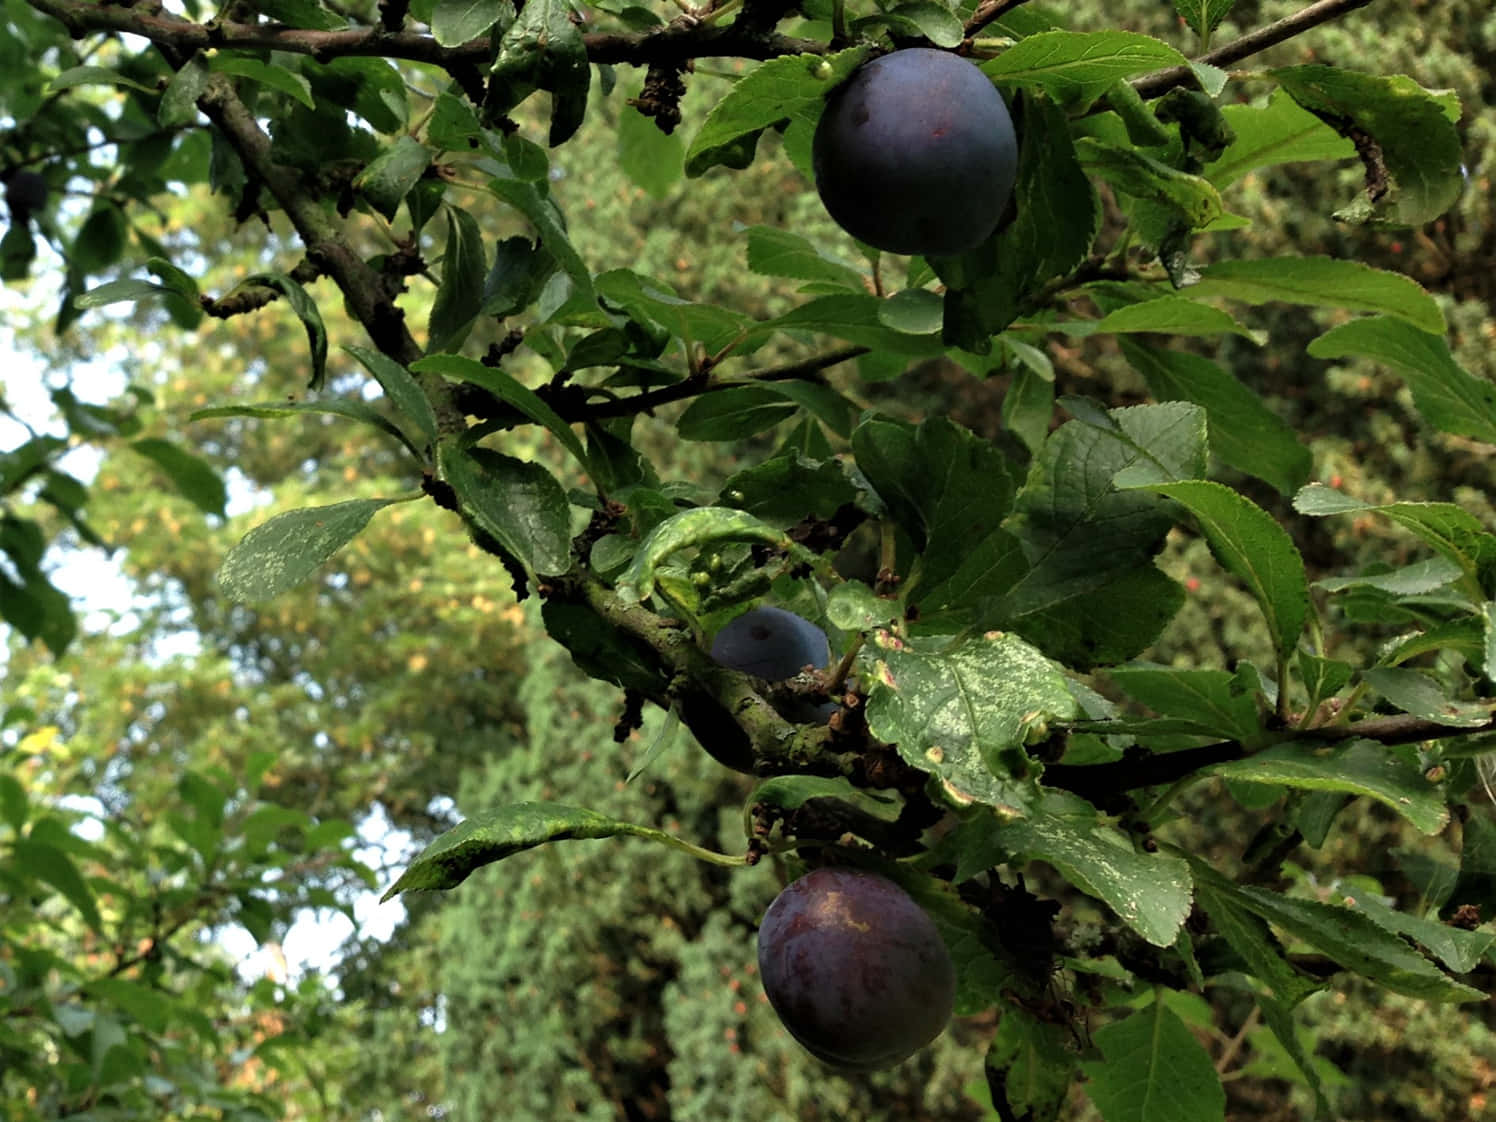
757 867 956 1071
812 48 1018 257
4 169 48 223
710 606 829 680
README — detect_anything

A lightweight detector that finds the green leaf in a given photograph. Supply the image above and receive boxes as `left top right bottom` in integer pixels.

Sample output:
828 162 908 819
985 1009 1075 1122
1006 563 1185 671
743 226 864 290
1235 885 1483 1001
999 808 1194 946
767 293 947 356
47 65 160 95
617 100 684 200
1307 316 1496 444
428 207 486 353
431 0 513 45
719 454 857 526
1360 668 1493 728
1002 360 1055 456
1137 480 1307 659
83 978 172 1034
159 55 209 127
1171 0 1234 38
1109 664 1261 740
1059 296 1260 341
438 444 572 576
1119 340 1309 496
825 580 893 632
1081 1000 1226 1122
877 289 944 336
868 2 965 49
14 840 102 931
190 400 420 459
862 629 1078 810
209 54 315 108
235 272 328 390
1191 861 1322 1006
415 353 590 475
1203 88 1354 188
626 706 682 784
381 801 738 900
74 279 172 309
487 177 594 304
677 386 798 441
1185 258 1443 335
345 345 438 448
1294 485 1496 589
595 269 750 353
1271 66 1464 226
617 507 803 604
129 439 227 519
353 136 432 221
746 774 902 822
684 48 868 177
1209 739 1449 835
1075 137 1224 229
1341 894 1494 974
981 31 1190 109
0 774 26 831
218 499 398 602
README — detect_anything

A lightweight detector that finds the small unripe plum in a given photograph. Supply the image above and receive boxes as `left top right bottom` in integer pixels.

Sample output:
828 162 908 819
4 169 48 223
757 867 956 1071
710 606 829 680
812 48 1018 257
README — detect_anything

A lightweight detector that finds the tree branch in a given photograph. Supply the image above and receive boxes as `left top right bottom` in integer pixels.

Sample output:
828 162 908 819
24 0 822 70
1046 710 1496 801
1133 0 1376 99
963 0 1029 40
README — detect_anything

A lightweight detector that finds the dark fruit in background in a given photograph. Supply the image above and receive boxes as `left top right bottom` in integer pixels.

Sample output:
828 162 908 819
812 48 1019 257
710 605 829 680
757 867 956 1071
4 169 48 223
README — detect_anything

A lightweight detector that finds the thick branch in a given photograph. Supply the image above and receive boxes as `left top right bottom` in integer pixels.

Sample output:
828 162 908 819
25 0 821 70
1047 710 1496 800
963 0 1029 40
1134 0 1377 99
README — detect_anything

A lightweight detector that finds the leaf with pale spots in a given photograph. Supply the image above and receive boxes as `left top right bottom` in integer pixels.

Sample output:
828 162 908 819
218 499 400 603
862 630 1077 812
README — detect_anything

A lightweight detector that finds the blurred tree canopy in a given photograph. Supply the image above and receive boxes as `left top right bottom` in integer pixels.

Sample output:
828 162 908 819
3 0 1496 1119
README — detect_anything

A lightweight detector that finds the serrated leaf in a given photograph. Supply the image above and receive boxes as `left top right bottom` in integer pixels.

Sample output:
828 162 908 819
1361 668 1493 728
825 580 892 631
218 499 398 602
427 207 486 353
487 177 593 304
1271 66 1463 226
438 443 571 575
1075 137 1224 229
415 353 589 474
1081 1000 1226 1122
1058 296 1259 341
677 386 798 441
746 774 902 822
431 0 513 45
767 293 948 356
981 31 1190 109
1187 258 1443 335
345 345 438 448
684 49 868 177
1342 894 1494 974
1171 0 1234 38
1000 809 1193 946
15 840 103 931
1294 485 1496 590
353 136 432 221
743 226 864 290
1204 88 1354 187
209 54 315 108
1109 664 1261 740
381 801 730 900
130 439 227 518
1137 480 1307 659
190 400 420 459
985 1009 1075 1122
617 507 803 604
1236 885 1483 1001
1307 316 1496 444
1192 862 1323 1006
235 271 328 390
1210 739 1449 835
863 629 1077 810
1120 340 1310 496
719 454 857 526
873 2 965 49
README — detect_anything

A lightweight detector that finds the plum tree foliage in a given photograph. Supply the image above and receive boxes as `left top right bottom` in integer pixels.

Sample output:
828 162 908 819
2 0 1494 1116
813 48 1019 256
